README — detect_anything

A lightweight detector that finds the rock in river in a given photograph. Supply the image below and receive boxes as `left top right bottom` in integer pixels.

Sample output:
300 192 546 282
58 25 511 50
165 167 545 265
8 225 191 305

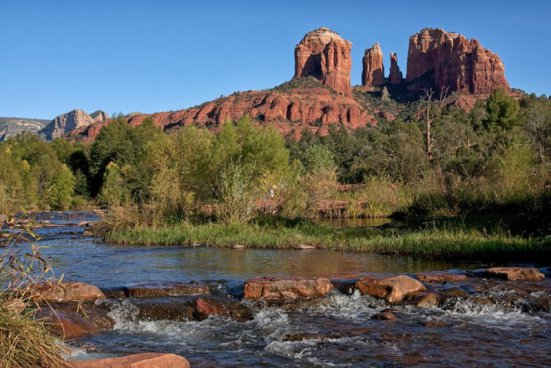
355 275 426 303
37 310 99 339
71 353 190 368
35 282 106 303
244 276 334 301
484 267 545 281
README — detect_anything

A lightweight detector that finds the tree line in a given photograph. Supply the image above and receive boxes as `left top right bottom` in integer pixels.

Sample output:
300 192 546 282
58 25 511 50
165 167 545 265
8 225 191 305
1 90 549 229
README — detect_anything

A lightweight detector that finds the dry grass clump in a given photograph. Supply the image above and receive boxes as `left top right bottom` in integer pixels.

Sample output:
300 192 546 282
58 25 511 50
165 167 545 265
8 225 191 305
1 218 70 368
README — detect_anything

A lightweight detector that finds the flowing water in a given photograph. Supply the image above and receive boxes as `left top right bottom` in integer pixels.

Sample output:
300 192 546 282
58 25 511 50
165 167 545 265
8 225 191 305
13 212 551 367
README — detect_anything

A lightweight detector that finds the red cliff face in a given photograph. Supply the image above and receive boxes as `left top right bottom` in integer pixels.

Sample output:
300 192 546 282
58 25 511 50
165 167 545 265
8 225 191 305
362 43 385 90
406 28 509 95
294 27 352 95
73 87 377 141
389 52 403 85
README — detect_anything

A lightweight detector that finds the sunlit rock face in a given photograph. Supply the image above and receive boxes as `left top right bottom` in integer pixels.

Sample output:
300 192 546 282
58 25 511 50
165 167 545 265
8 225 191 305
362 43 385 90
406 28 509 95
294 27 353 95
40 109 108 140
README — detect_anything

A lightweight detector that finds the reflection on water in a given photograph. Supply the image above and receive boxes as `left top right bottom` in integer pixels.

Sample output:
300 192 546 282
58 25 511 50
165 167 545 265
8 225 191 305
35 228 477 288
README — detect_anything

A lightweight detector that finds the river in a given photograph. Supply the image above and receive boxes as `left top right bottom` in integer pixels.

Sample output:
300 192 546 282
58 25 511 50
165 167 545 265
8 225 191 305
20 212 551 367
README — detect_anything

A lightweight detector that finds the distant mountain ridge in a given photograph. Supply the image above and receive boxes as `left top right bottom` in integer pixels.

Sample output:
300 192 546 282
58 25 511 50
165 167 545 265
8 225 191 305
0 117 49 141
39 109 108 141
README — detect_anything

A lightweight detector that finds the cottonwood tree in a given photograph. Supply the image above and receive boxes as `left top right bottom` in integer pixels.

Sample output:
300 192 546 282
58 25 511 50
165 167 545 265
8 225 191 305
418 87 450 162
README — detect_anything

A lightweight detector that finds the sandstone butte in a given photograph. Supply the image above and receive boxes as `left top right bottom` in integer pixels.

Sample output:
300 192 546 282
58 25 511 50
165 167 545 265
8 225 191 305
294 27 352 95
70 27 510 142
406 28 510 95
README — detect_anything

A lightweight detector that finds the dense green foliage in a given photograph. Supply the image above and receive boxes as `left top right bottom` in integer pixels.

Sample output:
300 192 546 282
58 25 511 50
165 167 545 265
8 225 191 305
287 90 551 225
1 91 550 238
0 133 82 211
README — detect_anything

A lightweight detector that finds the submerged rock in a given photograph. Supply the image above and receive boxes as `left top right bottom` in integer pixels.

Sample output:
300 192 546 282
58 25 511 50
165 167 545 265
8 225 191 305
244 276 334 301
133 298 196 322
411 292 441 308
125 282 210 298
371 310 397 321
195 296 253 321
439 287 470 299
415 272 468 283
484 267 545 281
48 301 114 330
127 295 253 322
71 353 190 368
355 275 426 303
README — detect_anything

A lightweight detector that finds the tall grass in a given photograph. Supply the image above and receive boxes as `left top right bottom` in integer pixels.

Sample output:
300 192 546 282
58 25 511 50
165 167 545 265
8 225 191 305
101 219 551 262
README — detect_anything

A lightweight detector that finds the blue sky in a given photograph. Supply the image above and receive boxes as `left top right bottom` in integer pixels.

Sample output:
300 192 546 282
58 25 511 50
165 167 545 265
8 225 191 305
1 0 549 118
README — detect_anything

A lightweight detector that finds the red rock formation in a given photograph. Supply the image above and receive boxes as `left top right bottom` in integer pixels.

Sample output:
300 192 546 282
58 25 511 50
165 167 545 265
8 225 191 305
294 27 352 95
406 28 509 95
389 52 403 84
73 87 377 141
362 43 385 90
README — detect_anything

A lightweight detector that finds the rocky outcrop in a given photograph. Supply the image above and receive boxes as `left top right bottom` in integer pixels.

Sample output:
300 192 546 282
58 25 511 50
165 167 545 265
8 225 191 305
40 109 107 140
244 276 334 300
355 275 426 303
362 43 384 90
71 353 190 368
406 28 509 95
389 52 403 85
90 110 109 123
73 87 376 141
294 27 352 95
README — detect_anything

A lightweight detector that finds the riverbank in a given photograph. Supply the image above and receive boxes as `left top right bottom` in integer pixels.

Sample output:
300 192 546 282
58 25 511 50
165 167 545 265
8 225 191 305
100 220 551 262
